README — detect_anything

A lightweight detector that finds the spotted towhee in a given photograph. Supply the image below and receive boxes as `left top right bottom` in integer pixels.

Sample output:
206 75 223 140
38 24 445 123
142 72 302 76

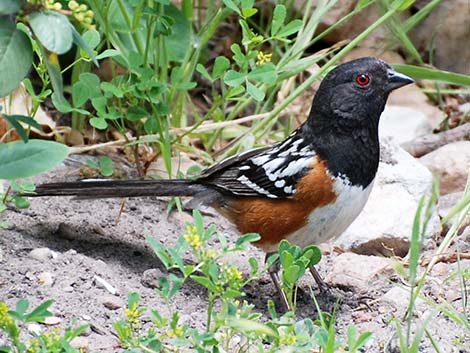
30 57 414 309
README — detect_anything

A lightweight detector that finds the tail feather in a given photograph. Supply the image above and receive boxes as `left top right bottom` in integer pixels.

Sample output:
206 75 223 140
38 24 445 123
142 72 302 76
31 179 206 199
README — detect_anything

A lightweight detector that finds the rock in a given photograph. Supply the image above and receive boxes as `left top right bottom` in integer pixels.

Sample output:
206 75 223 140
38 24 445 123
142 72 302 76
306 0 391 48
438 192 470 233
325 253 392 291
37 271 54 286
336 139 441 256
141 268 164 289
0 246 4 262
410 0 470 74
420 141 470 195
63 286 74 292
27 323 42 335
382 286 425 316
102 295 124 310
70 337 89 350
379 106 433 145
28 248 53 262
43 316 62 325
93 275 117 295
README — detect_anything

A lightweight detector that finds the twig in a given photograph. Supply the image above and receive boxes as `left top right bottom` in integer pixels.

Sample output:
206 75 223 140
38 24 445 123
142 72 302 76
401 123 470 157
68 112 273 154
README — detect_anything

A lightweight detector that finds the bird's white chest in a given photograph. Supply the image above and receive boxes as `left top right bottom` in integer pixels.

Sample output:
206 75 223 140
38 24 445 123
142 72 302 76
288 177 374 249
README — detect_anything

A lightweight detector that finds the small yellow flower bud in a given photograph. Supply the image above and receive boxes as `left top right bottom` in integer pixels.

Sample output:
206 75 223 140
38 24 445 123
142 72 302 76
68 0 79 10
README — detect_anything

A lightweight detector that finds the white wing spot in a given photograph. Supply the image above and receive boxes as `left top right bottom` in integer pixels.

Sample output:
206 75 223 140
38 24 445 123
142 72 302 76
279 157 314 178
284 185 294 194
237 175 278 198
275 180 286 188
239 165 250 170
252 154 270 166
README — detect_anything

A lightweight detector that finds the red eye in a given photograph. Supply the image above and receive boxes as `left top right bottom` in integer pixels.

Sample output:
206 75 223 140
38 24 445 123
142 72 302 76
355 74 370 86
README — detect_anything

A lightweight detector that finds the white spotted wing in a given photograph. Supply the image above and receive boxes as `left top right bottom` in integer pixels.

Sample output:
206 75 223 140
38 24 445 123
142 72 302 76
199 131 316 198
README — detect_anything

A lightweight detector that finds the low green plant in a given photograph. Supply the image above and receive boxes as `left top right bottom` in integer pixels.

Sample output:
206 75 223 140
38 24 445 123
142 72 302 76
0 299 89 353
85 155 114 177
111 210 372 352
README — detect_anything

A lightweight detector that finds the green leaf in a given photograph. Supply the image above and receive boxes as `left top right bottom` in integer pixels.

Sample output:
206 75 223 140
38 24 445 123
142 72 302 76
392 64 470 86
26 300 53 322
72 26 98 66
271 4 286 36
302 245 322 267
15 299 29 318
95 49 120 60
191 275 217 292
127 106 149 121
247 63 277 84
246 80 264 101
226 317 278 337
213 56 230 79
196 63 213 82
99 156 113 177
224 70 246 87
41 47 64 100
235 233 261 247
101 82 124 98
0 19 32 97
127 292 140 309
90 117 108 130
72 82 90 107
30 11 73 54
276 19 303 38
0 0 21 15
146 236 172 268
0 140 69 180
223 0 241 14
241 8 257 18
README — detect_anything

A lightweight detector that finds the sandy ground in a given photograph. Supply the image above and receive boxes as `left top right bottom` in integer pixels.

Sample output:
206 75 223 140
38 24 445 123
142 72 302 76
0 162 469 352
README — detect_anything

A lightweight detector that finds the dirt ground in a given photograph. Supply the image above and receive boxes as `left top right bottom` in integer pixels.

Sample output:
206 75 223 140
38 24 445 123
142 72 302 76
0 160 469 352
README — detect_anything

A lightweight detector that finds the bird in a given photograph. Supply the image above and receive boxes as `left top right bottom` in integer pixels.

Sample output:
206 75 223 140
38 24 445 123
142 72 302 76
28 57 414 310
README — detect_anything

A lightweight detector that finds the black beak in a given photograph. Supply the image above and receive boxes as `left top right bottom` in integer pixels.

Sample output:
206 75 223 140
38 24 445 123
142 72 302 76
386 68 414 92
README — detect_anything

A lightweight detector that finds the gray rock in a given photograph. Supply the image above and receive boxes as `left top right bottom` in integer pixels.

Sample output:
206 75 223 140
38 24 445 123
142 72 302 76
37 271 54 286
379 106 432 145
28 247 53 261
70 337 89 350
410 0 470 74
438 192 470 234
420 141 470 195
102 295 124 310
0 246 4 262
325 253 393 291
141 268 164 289
335 139 441 256
382 286 425 316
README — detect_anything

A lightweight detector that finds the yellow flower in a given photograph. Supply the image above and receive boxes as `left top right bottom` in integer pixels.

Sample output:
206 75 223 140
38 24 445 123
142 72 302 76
183 225 201 250
256 51 272 65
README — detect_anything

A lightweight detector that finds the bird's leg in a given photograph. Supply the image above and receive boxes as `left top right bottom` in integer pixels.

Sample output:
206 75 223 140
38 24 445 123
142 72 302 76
266 253 290 312
309 266 328 292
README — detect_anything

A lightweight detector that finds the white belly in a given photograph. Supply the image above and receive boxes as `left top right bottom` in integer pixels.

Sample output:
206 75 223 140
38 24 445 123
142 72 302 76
287 177 374 249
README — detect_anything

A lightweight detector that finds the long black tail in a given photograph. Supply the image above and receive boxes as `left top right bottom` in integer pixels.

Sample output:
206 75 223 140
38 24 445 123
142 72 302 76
31 179 207 199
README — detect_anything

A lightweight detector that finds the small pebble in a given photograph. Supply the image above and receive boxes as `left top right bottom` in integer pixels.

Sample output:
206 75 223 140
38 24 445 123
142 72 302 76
141 268 164 289
43 316 62 325
70 336 89 350
63 286 74 292
27 323 42 335
37 271 54 286
28 248 52 262
102 295 124 310
0 247 4 262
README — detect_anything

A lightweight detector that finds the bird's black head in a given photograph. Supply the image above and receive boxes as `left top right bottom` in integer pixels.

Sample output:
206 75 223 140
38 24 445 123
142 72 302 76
303 57 414 187
307 57 414 132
